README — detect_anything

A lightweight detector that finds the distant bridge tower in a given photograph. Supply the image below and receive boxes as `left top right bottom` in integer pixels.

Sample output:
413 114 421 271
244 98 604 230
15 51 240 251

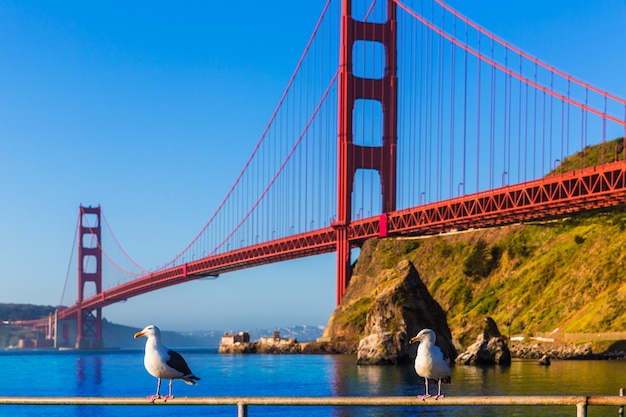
76 205 104 348
335 0 398 305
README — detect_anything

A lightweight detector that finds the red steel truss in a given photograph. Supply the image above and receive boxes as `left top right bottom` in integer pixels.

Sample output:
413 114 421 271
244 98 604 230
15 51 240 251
48 159 625 322
384 160 626 237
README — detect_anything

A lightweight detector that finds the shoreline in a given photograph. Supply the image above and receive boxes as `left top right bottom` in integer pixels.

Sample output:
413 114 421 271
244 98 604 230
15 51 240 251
218 339 626 360
508 339 626 360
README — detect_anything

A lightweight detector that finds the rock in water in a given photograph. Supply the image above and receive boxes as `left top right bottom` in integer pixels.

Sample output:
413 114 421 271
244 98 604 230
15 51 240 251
455 317 511 365
356 260 457 365
538 354 551 365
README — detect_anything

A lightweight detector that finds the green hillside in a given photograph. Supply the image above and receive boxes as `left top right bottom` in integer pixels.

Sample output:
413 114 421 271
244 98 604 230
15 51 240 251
357 206 626 347
548 137 624 174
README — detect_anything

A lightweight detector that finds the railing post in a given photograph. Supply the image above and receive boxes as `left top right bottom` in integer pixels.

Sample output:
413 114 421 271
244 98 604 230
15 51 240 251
576 400 588 417
619 388 624 417
237 401 248 417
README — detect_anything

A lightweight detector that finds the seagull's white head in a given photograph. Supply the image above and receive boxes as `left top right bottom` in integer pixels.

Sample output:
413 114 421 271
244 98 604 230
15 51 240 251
134 324 161 340
409 328 436 344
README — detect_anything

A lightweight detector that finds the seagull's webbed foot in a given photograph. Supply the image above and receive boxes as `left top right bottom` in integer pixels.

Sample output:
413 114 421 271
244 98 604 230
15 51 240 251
163 379 175 401
417 394 432 400
148 378 163 402
434 394 445 400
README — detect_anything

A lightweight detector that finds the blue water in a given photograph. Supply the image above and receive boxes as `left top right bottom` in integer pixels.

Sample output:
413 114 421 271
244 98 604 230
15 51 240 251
1 349 624 416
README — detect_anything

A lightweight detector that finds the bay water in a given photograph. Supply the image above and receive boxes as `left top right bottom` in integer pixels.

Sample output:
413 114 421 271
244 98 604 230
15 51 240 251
1 349 624 416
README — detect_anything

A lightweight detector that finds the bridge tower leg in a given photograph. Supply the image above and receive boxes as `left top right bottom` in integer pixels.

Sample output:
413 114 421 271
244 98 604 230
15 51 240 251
76 205 104 349
335 0 397 305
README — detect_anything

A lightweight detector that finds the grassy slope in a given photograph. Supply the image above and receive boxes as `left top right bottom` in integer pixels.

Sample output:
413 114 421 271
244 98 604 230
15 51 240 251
360 207 626 347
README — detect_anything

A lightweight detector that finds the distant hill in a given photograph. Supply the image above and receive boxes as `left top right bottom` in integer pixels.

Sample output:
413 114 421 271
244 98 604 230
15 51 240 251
101 320 223 348
0 304 57 347
0 303 56 321
105 322 324 348
0 303 323 349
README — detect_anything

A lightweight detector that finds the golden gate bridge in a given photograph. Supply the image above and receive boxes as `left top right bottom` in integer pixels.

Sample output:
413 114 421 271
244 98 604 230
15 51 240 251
16 0 626 348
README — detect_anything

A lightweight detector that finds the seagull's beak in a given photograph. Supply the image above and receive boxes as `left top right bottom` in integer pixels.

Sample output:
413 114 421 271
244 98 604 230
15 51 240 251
409 335 420 344
134 331 145 339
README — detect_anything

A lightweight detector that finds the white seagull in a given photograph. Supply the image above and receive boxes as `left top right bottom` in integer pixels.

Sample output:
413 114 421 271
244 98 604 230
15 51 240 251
410 328 451 400
134 324 200 401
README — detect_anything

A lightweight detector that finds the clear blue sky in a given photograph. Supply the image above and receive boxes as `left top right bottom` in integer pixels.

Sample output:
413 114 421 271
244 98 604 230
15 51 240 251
1 0 625 332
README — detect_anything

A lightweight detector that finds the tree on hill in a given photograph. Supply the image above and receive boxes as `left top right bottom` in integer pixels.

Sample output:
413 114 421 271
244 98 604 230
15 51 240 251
0 304 56 321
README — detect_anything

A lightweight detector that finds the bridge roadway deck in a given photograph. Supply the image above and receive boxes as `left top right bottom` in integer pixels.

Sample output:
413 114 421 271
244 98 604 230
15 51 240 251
54 160 626 320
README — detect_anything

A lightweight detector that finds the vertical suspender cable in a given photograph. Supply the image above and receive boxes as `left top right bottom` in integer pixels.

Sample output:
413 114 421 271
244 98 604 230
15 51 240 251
435 4 443 201
565 80 571 164
503 59 509 184
532 63 538 179
475 35 481 193
602 96 607 164
517 56 522 184
489 39 496 188
581 89 588 167
418 1 425 202
449 14 456 198
547 73 552 172
461 20 468 195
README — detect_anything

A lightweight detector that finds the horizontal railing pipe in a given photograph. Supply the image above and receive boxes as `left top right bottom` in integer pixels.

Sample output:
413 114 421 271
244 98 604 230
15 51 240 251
1 395 626 417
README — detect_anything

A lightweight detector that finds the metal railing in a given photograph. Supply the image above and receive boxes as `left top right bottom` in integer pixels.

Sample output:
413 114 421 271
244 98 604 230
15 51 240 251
1 395 625 417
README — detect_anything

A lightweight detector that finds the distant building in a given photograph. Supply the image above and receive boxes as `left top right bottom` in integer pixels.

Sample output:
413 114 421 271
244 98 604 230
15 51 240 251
259 331 297 346
220 331 250 346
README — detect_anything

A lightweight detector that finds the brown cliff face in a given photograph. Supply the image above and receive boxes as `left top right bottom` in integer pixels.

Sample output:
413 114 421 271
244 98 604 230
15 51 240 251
322 240 457 364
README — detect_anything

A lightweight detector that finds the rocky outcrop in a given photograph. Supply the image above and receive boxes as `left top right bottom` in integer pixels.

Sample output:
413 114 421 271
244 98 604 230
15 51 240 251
538 354 551 365
355 260 457 364
455 317 511 365
509 339 626 360
509 340 594 359
218 342 257 354
299 341 357 354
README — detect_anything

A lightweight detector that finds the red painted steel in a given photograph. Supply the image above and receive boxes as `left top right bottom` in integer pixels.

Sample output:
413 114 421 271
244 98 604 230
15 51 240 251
336 0 398 305
379 213 388 237
42 160 625 324
76 205 104 349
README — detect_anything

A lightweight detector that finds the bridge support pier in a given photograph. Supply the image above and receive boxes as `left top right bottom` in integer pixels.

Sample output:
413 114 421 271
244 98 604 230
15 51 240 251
76 205 104 349
336 0 397 305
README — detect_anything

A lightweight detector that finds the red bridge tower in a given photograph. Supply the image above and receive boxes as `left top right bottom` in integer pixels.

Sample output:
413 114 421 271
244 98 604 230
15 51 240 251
76 205 104 348
335 0 398 304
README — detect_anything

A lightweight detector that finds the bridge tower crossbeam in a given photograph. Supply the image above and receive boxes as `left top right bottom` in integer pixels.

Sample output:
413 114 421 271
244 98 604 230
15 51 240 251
335 0 398 305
